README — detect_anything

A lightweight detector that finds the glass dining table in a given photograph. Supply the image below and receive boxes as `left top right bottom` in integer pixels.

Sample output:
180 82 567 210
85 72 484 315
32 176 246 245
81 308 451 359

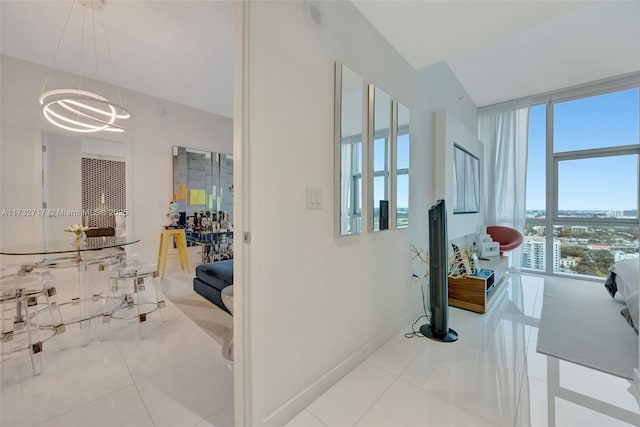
0 235 140 257
0 236 141 344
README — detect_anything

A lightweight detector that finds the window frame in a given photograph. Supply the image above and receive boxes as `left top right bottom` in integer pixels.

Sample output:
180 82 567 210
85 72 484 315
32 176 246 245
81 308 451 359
552 145 640 226
372 131 391 231
531 83 640 277
547 85 640 229
343 134 363 233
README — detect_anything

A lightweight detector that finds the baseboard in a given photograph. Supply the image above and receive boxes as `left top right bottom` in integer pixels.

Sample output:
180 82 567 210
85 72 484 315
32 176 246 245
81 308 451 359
262 305 423 427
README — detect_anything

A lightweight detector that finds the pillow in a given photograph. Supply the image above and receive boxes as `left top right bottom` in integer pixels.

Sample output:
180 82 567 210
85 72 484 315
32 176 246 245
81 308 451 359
610 259 639 299
604 270 617 298
606 259 640 334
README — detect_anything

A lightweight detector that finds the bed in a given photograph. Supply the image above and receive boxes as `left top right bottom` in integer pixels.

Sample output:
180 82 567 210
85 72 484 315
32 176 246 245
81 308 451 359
604 259 639 334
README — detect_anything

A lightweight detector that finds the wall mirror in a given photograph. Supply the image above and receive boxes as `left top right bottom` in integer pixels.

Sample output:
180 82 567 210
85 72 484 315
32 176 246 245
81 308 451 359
396 102 410 228
172 146 233 225
371 86 391 231
335 62 364 236
452 144 480 214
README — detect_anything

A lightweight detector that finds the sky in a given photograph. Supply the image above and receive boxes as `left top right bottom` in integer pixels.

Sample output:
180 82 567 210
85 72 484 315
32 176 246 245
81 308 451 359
526 88 639 212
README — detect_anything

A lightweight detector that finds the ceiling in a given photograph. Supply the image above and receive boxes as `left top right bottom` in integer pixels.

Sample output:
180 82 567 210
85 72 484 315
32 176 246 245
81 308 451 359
1 1 638 117
353 0 640 107
0 0 234 118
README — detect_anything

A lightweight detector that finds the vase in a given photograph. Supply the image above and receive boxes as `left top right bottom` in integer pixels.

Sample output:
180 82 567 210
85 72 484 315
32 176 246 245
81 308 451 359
69 231 87 246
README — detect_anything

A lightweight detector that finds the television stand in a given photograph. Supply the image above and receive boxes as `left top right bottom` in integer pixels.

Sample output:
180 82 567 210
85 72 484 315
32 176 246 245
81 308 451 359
448 256 508 314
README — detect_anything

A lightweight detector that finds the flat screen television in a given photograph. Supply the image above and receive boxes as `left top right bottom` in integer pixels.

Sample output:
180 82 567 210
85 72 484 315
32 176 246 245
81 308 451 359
420 199 458 342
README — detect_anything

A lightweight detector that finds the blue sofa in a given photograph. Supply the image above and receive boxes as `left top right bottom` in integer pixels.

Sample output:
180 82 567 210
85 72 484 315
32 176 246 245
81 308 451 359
193 259 233 314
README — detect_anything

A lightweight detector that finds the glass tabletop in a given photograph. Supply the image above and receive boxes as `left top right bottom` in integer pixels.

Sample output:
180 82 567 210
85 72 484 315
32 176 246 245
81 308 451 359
0 236 140 255
186 231 233 242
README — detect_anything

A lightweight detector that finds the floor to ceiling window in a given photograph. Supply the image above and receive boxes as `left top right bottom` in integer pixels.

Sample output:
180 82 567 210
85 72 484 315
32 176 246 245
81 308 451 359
524 84 640 278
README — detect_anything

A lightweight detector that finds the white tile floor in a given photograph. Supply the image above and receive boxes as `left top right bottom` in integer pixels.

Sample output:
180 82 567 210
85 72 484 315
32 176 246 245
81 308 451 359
0 269 234 427
4 269 640 427
287 274 640 427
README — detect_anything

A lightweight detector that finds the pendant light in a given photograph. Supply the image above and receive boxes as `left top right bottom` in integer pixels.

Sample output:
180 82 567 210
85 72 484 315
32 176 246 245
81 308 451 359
39 0 130 133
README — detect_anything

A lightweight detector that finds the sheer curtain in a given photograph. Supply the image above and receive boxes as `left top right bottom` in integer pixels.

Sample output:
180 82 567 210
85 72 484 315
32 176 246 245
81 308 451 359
478 106 529 270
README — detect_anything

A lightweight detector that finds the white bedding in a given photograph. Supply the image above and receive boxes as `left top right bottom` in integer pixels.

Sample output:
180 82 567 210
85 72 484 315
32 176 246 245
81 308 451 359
607 259 639 333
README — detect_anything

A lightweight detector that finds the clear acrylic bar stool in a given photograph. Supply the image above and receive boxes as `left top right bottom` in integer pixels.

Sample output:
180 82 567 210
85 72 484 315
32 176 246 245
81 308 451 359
0 266 65 375
107 257 166 339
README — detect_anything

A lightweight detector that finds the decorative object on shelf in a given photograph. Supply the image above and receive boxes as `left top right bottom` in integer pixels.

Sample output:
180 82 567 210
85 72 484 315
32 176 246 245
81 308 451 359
39 0 130 133
220 210 231 231
64 224 89 245
470 251 479 274
166 201 179 227
186 216 195 232
449 243 472 278
201 213 212 232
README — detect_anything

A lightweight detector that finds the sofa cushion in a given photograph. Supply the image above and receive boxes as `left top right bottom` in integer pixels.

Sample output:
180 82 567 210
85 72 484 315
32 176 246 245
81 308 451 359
195 259 233 291
194 277 230 314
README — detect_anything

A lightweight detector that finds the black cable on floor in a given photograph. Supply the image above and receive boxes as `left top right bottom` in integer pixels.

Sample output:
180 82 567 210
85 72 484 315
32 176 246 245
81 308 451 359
404 274 430 338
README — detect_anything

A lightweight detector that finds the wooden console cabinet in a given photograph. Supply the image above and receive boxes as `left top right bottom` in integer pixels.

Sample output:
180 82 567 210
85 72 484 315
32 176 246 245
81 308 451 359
448 256 508 314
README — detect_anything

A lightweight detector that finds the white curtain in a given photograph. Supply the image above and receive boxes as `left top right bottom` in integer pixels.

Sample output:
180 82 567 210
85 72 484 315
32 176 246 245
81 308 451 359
478 106 529 270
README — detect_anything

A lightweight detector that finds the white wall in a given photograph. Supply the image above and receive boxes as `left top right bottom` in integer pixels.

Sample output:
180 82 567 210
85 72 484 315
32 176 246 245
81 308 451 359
43 132 82 242
0 55 232 260
243 1 477 425
413 62 479 256
434 110 485 240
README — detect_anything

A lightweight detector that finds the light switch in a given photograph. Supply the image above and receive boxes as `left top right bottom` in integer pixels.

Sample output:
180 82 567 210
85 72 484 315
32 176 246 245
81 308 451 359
306 187 322 209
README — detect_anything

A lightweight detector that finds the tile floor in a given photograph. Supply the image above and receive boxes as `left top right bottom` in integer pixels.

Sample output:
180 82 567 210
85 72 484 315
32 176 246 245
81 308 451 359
4 269 640 427
286 274 640 427
0 268 234 427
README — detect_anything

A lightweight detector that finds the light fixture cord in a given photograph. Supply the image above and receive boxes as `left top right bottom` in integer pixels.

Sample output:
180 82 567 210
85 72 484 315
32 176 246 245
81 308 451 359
40 0 77 95
79 3 86 92
90 4 99 82
76 3 87 126
98 8 125 108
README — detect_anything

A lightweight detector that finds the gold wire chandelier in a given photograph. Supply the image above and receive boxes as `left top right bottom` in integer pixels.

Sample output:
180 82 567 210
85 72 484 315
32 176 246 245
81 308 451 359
39 0 130 133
